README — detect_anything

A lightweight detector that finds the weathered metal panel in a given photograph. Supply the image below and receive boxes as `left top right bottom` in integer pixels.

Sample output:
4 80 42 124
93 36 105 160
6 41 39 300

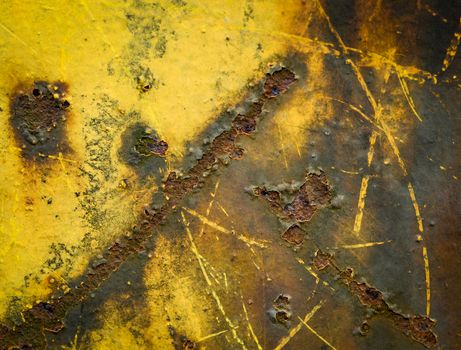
0 0 460 349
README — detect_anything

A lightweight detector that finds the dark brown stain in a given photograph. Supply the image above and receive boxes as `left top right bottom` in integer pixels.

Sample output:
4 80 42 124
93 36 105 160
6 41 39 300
0 67 297 349
312 250 438 348
9 81 71 160
251 171 332 223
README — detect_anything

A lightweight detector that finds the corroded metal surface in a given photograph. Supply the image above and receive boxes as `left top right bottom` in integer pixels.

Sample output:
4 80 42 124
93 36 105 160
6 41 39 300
0 0 460 349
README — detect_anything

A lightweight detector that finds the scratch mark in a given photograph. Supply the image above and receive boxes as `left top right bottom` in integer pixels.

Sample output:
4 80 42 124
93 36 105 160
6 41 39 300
339 169 361 175
183 212 212 286
298 316 338 350
297 258 335 291
77 0 116 55
274 299 326 350
276 122 289 169
224 272 228 291
397 70 423 122
336 240 392 249
184 207 269 248
182 212 247 349
317 0 410 176
440 17 461 73
217 202 230 217
353 175 370 236
0 21 38 55
326 97 383 132
419 2 449 23
367 131 378 167
369 0 382 22
199 180 220 237
194 4 435 84
242 300 263 350
196 329 230 343
351 129 377 236
407 182 431 316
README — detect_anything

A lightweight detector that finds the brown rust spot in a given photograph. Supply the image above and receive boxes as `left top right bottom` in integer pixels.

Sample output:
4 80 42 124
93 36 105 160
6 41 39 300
0 67 297 349
312 250 438 348
252 171 332 223
9 81 71 160
312 250 333 271
281 225 305 246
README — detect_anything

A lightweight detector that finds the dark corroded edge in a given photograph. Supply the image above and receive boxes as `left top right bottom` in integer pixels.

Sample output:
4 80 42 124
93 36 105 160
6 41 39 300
0 67 297 349
312 250 438 348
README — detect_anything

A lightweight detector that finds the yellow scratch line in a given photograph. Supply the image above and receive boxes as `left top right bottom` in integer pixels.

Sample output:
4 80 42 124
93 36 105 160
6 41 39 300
381 122 408 176
314 0 347 50
277 122 288 169
337 240 392 249
326 97 383 132
196 329 230 343
298 316 338 350
369 0 382 22
184 207 269 248
242 300 263 350
0 21 38 55
422 245 431 316
367 131 378 167
224 272 228 291
296 258 334 291
217 202 229 216
182 213 212 286
316 0 409 177
211 290 247 349
182 212 247 349
407 183 431 316
295 139 302 158
274 299 326 350
440 17 461 73
339 169 361 175
397 70 423 122
353 175 370 236
199 180 220 237
46 154 77 164
194 4 434 84
54 152 72 189
407 183 424 233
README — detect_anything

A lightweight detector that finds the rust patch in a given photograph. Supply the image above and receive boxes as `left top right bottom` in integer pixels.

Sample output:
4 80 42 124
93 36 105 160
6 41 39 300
252 171 332 223
0 67 297 348
312 251 438 348
281 225 305 246
268 294 292 328
9 81 71 160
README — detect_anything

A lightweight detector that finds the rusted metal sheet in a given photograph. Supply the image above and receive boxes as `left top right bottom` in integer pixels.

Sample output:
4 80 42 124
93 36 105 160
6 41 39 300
0 0 460 349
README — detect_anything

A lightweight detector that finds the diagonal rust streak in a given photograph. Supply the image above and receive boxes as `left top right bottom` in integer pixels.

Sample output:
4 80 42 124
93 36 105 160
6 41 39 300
0 67 298 349
311 250 438 348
